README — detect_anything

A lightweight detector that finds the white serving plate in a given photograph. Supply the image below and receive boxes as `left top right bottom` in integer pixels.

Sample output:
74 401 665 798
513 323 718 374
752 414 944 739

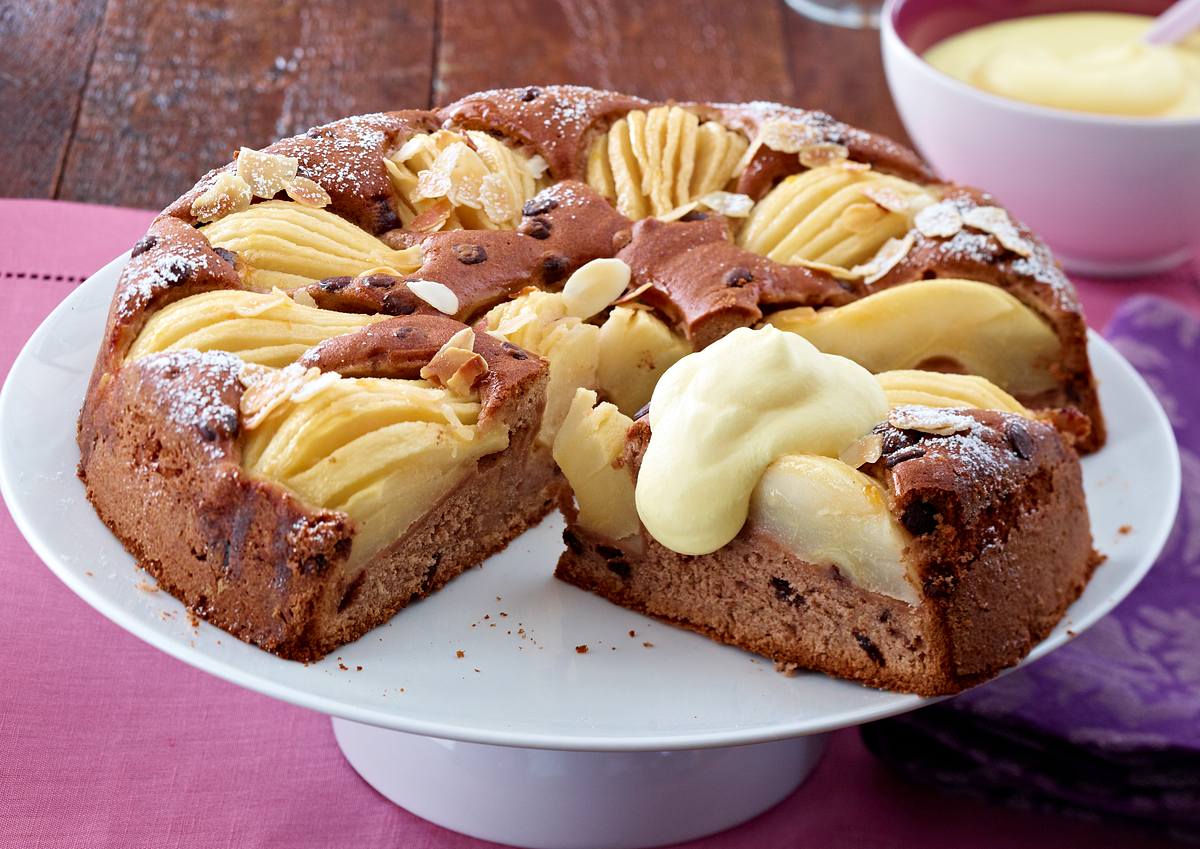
0 254 1181 849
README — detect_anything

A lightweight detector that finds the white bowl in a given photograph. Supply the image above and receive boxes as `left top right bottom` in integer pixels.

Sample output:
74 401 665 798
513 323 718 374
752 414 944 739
881 0 1200 277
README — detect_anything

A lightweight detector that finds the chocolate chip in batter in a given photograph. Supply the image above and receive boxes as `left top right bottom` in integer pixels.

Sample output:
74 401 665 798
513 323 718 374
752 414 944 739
1005 420 1035 460
884 445 926 468
900 501 939 536
679 209 708 222
521 86 542 102
540 254 570 285
131 235 158 257
724 266 754 288
452 243 488 265
381 291 417 315
500 341 529 360
519 217 552 240
522 196 559 217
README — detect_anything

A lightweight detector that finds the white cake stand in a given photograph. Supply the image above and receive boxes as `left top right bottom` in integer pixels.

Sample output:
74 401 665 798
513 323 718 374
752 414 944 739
0 256 1181 849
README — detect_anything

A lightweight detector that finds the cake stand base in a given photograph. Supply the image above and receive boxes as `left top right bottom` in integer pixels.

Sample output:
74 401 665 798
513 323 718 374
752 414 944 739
1054 245 1194 279
331 717 827 849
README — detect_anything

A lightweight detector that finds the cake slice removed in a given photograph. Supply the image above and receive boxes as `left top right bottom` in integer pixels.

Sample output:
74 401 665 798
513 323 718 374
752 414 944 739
552 326 1100 695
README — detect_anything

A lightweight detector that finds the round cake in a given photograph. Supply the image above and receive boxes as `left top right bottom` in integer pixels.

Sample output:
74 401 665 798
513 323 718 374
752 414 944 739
77 85 1103 693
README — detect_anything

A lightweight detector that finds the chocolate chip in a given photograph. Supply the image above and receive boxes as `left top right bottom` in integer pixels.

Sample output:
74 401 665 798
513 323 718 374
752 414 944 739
212 247 237 266
521 86 542 102
392 326 414 339
501 341 529 360
679 209 708 222
770 577 806 607
880 428 916 453
372 198 402 233
161 257 192 286
606 560 632 579
381 291 417 315
724 266 754 288
563 528 585 554
540 254 570 285
900 501 938 536
884 445 926 467
452 243 488 265
366 274 396 288
854 631 886 666
1006 420 1035 460
596 545 625 560
522 196 559 217
319 277 351 292
519 217 552 240
131 235 157 257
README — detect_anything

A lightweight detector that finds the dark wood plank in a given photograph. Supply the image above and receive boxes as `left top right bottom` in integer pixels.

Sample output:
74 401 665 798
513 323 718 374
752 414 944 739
435 0 795 105
780 5 910 143
56 0 436 210
0 0 108 198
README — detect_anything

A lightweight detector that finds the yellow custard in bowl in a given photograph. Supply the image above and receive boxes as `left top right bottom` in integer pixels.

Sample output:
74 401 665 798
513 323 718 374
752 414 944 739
923 12 1200 118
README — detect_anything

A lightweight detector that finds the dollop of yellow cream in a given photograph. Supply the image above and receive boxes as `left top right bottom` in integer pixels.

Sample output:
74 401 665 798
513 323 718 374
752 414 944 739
923 13 1200 118
635 325 888 555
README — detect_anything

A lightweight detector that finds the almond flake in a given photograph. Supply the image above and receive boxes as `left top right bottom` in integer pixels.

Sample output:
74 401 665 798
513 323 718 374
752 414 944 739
698 191 754 218
289 370 341 403
479 172 517 224
240 363 334 429
759 118 822 154
887 406 974 436
614 280 654 305
415 167 452 200
236 147 299 199
420 327 489 396
838 202 882 234
285 176 332 208
798 142 850 169
190 172 252 223
407 279 460 315
849 233 915 284
790 257 863 280
657 201 700 223
962 205 1032 257
838 433 884 468
409 198 454 232
862 185 910 213
914 202 964 239
524 154 549 179
562 258 632 319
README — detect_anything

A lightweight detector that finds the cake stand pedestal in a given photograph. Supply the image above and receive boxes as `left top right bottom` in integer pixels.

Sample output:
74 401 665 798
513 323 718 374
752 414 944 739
332 718 827 849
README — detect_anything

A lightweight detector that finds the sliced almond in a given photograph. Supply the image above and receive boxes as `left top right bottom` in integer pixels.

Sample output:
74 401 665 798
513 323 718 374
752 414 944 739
887 406 974 436
657 200 700 223
789 257 864 281
420 327 489 396
409 198 454 233
614 280 654 305
190 172 253 223
849 233 914 284
407 279 460 315
524 154 550 179
239 363 335 429
862 185 910 213
838 432 884 469
962 205 1033 257
562 258 632 319
698 191 754 218
759 118 822 154
798 142 850 169
285 176 332 208
479 172 517 225
236 147 299 199
914 202 964 239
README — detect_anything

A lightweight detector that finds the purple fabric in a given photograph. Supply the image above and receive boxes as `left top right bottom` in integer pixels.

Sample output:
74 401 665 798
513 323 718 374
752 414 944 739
863 295 1200 841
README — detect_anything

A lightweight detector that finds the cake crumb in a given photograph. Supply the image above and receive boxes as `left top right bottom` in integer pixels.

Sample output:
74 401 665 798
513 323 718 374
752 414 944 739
1118 524 1132 535
474 667 480 673
186 611 200 628
338 663 349 671
642 641 654 648
456 650 465 658
84 571 93 577
356 665 363 671
575 644 589 654
628 630 637 638
499 612 508 618
135 580 159 593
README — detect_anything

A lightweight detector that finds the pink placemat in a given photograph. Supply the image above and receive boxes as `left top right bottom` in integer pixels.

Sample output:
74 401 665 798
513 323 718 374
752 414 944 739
0 198 1193 849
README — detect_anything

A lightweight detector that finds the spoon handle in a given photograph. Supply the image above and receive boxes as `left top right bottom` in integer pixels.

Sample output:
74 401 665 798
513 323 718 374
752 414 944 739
1143 0 1200 45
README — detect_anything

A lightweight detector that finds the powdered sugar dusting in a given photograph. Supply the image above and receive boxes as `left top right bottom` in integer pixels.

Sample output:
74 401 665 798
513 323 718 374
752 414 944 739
115 239 221 321
140 350 243 458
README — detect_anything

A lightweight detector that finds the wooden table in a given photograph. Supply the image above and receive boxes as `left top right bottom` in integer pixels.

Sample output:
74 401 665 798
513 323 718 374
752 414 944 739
3 0 904 210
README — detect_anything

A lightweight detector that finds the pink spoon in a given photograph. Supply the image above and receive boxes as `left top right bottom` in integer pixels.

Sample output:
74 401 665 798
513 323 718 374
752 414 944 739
1143 0 1200 45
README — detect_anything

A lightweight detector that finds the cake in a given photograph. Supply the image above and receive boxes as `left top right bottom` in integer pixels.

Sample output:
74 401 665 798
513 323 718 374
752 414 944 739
77 85 1103 689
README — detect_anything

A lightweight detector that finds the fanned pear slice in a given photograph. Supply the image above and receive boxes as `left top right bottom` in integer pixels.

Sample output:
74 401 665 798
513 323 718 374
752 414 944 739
877 370 1028 414
126 289 386 367
750 454 918 604
243 374 507 567
200 200 421 290
596 306 692 416
766 279 1061 396
553 389 639 541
